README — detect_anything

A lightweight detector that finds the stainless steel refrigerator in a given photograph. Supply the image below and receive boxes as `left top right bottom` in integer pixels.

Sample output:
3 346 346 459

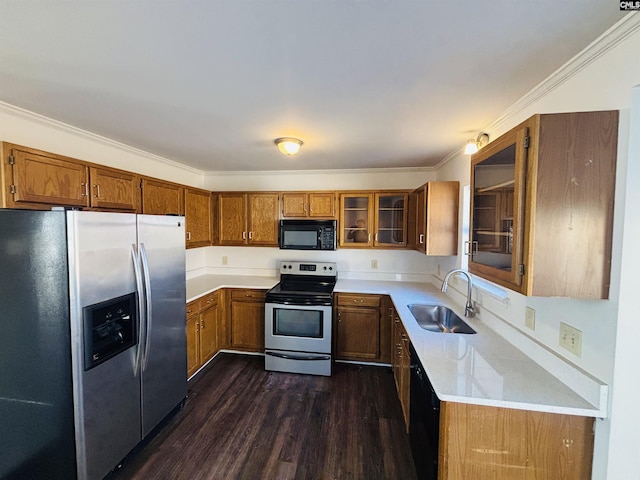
0 209 187 480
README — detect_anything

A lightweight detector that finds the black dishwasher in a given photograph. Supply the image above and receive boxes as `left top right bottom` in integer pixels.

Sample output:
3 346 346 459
410 344 440 480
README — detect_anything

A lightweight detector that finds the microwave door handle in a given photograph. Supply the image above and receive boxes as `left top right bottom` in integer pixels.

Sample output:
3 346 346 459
131 244 145 375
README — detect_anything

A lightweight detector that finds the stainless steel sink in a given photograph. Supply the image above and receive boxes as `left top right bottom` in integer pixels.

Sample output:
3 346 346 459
407 304 477 334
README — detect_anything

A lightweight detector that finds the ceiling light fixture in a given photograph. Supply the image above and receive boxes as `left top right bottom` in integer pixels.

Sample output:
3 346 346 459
275 137 303 156
464 132 490 155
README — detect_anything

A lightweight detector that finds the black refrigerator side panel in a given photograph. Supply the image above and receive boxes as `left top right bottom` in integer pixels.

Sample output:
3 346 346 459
0 210 77 479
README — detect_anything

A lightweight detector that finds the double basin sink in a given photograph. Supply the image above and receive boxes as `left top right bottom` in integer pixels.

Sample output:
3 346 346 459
408 304 476 334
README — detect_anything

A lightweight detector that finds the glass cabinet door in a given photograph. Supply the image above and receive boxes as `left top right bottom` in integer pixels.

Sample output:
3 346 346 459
469 126 527 290
375 193 407 247
340 194 374 247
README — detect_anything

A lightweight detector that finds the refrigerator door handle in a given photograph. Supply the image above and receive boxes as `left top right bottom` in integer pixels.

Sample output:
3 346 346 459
131 244 146 374
139 242 153 371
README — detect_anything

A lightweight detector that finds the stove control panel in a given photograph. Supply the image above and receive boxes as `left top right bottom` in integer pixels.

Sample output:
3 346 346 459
279 261 337 276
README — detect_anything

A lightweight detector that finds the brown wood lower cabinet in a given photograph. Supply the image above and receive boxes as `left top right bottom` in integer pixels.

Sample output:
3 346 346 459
186 290 221 378
438 402 594 480
334 293 390 363
391 305 410 432
228 289 266 352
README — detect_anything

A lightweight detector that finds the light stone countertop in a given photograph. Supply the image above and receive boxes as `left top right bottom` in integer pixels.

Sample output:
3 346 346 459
186 274 602 417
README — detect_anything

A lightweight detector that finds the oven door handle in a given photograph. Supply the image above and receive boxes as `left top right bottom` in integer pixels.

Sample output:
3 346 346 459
265 351 331 361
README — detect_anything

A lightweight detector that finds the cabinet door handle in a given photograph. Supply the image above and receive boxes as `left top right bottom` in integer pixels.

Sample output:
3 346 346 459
94 184 101 198
201 319 205 329
368 233 372 242
81 182 88 197
249 231 253 240
304 204 307 213
187 232 191 241
242 231 247 240
375 233 378 242
419 234 425 244
464 240 479 256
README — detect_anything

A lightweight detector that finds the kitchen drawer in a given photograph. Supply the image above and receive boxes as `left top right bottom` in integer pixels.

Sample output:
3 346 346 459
186 299 200 317
337 293 381 308
230 289 266 301
200 291 219 309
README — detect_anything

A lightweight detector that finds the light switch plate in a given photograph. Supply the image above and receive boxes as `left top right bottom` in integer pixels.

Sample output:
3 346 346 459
525 307 535 330
559 322 582 357
371 259 378 269
222 256 228 265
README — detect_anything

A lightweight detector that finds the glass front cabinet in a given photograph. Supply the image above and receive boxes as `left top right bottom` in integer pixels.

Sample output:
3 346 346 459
469 111 618 299
340 192 408 248
469 124 528 292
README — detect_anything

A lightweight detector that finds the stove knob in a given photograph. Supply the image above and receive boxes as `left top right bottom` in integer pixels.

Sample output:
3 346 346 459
329 266 333 271
288 265 293 269
323 266 327 270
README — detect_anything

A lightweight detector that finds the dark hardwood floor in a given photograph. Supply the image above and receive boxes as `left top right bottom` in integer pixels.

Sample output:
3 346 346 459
110 353 416 480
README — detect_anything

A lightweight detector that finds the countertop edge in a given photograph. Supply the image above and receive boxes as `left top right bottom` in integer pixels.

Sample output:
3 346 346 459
186 274 605 418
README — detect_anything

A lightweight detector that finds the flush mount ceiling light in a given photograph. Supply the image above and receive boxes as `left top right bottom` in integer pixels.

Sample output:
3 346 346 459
275 137 303 156
464 132 490 155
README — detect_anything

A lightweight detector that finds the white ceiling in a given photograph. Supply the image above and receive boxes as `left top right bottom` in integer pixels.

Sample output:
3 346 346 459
0 1 627 172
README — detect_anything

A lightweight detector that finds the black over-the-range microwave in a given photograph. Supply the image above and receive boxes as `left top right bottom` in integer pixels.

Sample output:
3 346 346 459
279 219 337 250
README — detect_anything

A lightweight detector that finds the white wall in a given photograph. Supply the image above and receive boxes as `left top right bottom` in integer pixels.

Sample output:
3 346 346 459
0 102 205 188
435 16 640 479
205 167 436 191
187 245 455 283
603 85 640 480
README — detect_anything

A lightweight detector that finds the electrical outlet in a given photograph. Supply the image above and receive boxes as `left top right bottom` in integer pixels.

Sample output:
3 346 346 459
222 256 228 265
371 259 378 269
525 307 536 330
559 322 582 357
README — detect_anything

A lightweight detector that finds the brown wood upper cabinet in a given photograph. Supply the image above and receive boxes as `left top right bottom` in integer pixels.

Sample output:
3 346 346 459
140 177 184 215
217 192 279 246
281 192 336 218
339 192 409 248
2 143 90 209
88 166 139 211
469 111 618 298
407 181 459 255
1 143 142 211
184 187 212 248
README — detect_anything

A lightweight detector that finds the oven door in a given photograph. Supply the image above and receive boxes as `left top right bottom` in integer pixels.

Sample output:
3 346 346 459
264 302 332 353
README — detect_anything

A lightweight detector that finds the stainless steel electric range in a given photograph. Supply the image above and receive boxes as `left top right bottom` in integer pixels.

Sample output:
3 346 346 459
264 261 337 376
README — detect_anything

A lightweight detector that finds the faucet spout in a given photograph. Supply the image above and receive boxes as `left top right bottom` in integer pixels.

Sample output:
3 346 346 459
441 269 476 317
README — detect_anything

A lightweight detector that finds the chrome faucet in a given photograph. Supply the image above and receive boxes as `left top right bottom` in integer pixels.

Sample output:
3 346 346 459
441 269 476 317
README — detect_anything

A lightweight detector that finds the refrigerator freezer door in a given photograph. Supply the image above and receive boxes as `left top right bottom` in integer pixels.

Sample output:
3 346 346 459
0 210 76 480
67 211 141 480
137 214 187 437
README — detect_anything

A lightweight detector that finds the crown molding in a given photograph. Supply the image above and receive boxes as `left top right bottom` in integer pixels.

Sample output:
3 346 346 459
0 101 204 175
435 13 640 171
486 13 640 134
204 165 435 176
